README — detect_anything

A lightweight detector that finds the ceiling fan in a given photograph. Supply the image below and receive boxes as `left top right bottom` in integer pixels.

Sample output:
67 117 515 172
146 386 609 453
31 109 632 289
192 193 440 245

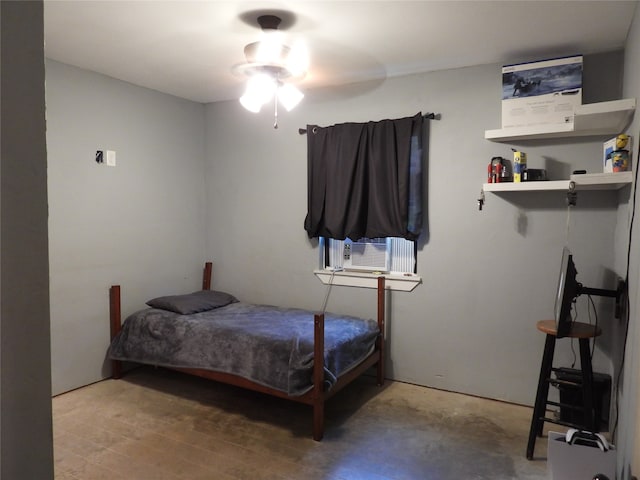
233 13 309 128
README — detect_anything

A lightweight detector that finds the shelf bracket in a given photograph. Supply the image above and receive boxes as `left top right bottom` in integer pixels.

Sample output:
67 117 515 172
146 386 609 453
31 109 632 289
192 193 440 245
567 181 577 206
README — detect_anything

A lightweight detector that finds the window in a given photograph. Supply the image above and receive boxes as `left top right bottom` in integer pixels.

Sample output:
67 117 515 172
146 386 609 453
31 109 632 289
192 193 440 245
306 113 425 289
320 236 416 275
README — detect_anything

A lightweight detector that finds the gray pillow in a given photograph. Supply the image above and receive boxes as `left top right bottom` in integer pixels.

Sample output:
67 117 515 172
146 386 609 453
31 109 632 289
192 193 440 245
146 290 238 315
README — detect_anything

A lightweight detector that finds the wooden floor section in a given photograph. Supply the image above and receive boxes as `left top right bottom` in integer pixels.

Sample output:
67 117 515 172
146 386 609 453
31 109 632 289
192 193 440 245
53 366 550 479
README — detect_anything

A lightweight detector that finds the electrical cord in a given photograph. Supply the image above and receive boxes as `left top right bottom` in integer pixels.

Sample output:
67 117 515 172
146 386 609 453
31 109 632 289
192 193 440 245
570 340 577 369
570 309 578 368
564 171 577 371
565 200 572 248
611 137 639 441
587 294 599 360
320 269 336 313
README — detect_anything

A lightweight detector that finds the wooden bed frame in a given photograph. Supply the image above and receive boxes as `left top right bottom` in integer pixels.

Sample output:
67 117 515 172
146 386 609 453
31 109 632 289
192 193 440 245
109 261 386 441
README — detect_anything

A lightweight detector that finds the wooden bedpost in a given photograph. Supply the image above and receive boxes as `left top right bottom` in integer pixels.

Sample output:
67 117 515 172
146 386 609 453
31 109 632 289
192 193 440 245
202 262 212 290
109 285 122 379
376 276 386 386
313 313 325 441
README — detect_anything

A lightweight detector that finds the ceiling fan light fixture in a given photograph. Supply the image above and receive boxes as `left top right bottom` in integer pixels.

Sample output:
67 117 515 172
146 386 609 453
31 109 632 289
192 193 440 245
285 40 309 77
278 83 304 111
240 73 277 113
254 31 287 64
234 13 308 125
239 93 262 113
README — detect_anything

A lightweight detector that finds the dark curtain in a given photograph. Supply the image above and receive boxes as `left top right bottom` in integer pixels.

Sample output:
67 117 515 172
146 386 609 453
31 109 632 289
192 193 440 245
304 112 423 241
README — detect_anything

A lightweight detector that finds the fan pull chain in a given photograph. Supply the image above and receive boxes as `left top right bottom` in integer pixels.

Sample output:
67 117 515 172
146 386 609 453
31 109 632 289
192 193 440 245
273 92 279 129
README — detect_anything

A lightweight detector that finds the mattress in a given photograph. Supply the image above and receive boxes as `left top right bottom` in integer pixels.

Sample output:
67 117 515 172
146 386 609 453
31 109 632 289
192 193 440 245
108 301 380 396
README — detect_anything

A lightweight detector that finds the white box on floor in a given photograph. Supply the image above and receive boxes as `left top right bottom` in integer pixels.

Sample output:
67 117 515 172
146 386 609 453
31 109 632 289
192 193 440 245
501 55 583 129
547 431 616 480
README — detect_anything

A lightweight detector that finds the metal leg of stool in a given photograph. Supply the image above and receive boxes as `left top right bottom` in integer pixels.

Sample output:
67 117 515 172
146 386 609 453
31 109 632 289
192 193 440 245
527 333 556 460
579 338 596 432
536 335 556 438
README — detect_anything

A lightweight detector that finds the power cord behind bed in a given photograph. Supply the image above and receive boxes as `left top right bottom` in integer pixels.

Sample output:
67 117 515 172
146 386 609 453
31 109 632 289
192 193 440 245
320 269 338 313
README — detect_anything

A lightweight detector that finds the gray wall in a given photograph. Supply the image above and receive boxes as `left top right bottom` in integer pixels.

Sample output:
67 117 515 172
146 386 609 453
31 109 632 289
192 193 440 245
619 3 640 477
1 1 54 478
204 53 626 407
42 15 640 475
46 60 207 394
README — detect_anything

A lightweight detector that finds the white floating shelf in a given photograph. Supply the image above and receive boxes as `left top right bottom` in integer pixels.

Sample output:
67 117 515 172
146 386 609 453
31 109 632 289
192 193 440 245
483 172 633 193
483 180 569 192
571 171 634 190
485 98 636 141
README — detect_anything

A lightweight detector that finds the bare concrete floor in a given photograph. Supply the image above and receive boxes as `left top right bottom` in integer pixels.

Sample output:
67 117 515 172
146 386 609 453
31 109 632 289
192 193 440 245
53 367 552 479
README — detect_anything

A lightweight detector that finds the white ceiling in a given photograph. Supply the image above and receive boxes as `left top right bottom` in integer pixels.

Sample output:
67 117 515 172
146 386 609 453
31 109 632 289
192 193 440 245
44 1 638 104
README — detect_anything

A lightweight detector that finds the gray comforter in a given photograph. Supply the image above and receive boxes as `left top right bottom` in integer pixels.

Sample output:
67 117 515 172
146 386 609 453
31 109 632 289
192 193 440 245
108 302 380 396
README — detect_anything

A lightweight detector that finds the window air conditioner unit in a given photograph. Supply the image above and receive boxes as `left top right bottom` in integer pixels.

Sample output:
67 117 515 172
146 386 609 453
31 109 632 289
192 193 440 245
343 238 390 272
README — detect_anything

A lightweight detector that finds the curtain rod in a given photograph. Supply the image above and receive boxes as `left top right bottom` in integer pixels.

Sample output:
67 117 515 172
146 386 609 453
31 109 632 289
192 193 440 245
298 112 439 135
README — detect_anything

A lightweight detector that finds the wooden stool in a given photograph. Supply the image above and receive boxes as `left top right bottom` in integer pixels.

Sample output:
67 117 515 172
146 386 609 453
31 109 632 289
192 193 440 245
526 319 602 460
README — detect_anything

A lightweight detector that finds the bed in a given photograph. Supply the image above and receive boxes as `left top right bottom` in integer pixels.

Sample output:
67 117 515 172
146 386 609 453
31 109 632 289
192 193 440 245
108 262 386 440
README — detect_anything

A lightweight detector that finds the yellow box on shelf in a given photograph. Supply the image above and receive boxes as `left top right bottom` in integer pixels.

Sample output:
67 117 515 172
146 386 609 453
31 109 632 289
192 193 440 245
513 150 527 182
